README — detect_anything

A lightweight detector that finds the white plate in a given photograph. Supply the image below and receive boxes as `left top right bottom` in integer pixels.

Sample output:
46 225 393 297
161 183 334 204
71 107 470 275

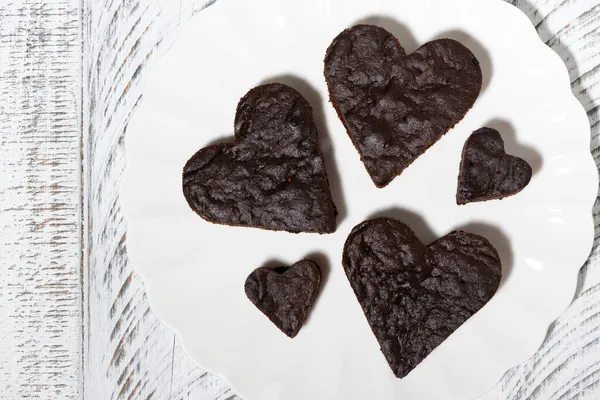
122 0 598 399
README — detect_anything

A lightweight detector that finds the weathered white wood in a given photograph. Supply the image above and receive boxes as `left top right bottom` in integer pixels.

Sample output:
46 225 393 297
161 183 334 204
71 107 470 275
84 0 600 399
82 0 235 398
0 1 82 399
0 0 597 399
490 1 600 399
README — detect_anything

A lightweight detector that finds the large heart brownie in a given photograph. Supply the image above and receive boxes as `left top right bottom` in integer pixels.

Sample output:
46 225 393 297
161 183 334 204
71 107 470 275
457 127 532 204
182 83 337 233
325 25 483 187
245 260 321 338
342 217 501 378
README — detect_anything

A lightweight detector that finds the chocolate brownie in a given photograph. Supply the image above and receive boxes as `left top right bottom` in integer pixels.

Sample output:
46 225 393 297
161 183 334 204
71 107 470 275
342 217 501 378
244 260 321 338
457 127 532 204
182 83 337 233
324 24 483 187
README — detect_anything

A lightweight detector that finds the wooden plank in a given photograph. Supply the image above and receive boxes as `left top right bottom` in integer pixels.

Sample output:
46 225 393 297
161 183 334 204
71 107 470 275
0 0 588 399
0 1 82 399
84 0 600 399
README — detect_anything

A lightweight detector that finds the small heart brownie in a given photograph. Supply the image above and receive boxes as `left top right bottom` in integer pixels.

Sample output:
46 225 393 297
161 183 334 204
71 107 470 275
325 25 482 187
457 127 532 204
342 217 501 378
245 260 321 338
182 83 337 233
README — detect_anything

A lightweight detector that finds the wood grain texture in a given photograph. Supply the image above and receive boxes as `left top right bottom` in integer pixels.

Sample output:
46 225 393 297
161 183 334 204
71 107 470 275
0 1 82 399
82 0 235 398
88 1 600 399
0 0 597 399
490 1 600 399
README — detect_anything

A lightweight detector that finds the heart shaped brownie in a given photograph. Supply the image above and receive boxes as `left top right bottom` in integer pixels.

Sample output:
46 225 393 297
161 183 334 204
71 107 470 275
325 25 483 187
342 217 501 378
457 127 532 204
245 260 321 338
182 83 337 233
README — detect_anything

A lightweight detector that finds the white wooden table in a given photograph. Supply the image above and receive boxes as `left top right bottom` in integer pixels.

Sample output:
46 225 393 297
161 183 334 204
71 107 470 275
0 0 598 398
